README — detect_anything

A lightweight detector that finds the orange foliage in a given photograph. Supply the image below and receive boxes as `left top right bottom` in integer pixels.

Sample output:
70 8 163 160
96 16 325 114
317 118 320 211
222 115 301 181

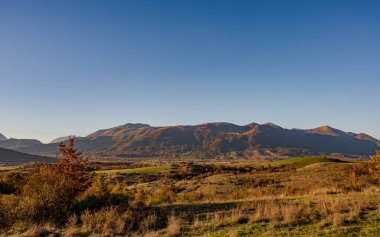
56 137 89 192
369 144 380 182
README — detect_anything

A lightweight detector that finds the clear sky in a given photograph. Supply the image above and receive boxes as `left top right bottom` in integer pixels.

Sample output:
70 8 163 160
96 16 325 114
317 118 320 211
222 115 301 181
0 0 379 143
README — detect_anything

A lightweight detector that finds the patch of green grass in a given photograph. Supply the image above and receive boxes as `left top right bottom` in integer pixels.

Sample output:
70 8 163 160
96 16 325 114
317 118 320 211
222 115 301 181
0 165 22 171
263 156 348 168
95 165 171 175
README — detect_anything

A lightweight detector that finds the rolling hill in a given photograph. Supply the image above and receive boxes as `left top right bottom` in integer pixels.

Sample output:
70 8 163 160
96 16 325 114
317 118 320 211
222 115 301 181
0 138 42 150
15 136 114 155
0 147 54 164
49 136 83 144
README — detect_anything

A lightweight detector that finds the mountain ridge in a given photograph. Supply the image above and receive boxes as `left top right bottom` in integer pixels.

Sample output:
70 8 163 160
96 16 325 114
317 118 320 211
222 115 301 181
4 122 379 159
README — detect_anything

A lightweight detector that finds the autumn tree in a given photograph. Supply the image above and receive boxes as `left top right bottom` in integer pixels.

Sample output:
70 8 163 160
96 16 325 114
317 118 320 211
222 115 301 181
56 137 89 192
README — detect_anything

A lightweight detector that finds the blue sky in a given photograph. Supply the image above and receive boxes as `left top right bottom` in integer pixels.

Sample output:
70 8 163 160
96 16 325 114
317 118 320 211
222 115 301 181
0 0 379 143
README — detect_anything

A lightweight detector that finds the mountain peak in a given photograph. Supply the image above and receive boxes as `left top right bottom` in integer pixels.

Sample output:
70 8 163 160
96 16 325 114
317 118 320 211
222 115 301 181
264 122 282 129
354 133 379 143
306 125 340 136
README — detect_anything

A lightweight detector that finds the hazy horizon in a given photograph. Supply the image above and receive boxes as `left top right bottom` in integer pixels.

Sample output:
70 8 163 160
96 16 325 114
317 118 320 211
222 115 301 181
1 0 379 143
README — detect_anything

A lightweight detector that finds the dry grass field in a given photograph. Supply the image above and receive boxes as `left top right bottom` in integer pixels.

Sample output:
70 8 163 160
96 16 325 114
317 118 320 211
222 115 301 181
0 154 379 237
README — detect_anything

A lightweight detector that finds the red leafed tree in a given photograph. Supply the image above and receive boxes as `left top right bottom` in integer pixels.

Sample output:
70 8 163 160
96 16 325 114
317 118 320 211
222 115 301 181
56 137 89 192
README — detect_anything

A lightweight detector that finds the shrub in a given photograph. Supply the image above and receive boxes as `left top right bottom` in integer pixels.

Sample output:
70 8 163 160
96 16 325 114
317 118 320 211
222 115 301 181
146 187 175 205
80 206 125 235
369 145 380 184
77 176 129 211
18 164 76 223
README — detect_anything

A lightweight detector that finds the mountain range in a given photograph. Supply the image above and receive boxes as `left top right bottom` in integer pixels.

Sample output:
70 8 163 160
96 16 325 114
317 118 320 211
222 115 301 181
1 122 378 160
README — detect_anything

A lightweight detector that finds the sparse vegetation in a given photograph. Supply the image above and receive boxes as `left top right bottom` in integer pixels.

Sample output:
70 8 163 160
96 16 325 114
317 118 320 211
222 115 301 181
0 141 379 236
369 144 380 183
95 165 171 175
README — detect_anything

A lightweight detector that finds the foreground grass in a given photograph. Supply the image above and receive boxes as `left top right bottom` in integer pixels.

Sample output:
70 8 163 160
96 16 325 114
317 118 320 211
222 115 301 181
183 210 380 237
154 192 380 237
95 165 171 175
2 157 379 237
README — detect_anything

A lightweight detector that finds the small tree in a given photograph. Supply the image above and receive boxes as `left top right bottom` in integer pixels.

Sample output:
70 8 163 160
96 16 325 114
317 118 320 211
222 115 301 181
56 137 89 192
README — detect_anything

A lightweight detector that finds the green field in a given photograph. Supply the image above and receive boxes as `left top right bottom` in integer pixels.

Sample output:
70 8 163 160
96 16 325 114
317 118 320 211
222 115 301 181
95 165 171 175
263 156 347 168
0 165 22 171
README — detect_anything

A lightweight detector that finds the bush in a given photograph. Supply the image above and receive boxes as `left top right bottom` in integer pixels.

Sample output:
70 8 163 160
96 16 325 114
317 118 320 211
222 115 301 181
369 146 380 184
77 176 129 211
146 187 175 205
18 165 77 223
80 206 125 235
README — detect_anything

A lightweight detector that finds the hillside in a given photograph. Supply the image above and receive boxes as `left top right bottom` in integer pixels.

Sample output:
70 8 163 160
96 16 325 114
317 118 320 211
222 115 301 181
87 123 379 159
49 136 73 144
8 122 379 159
0 147 54 164
0 138 42 149
49 135 83 144
16 136 114 155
